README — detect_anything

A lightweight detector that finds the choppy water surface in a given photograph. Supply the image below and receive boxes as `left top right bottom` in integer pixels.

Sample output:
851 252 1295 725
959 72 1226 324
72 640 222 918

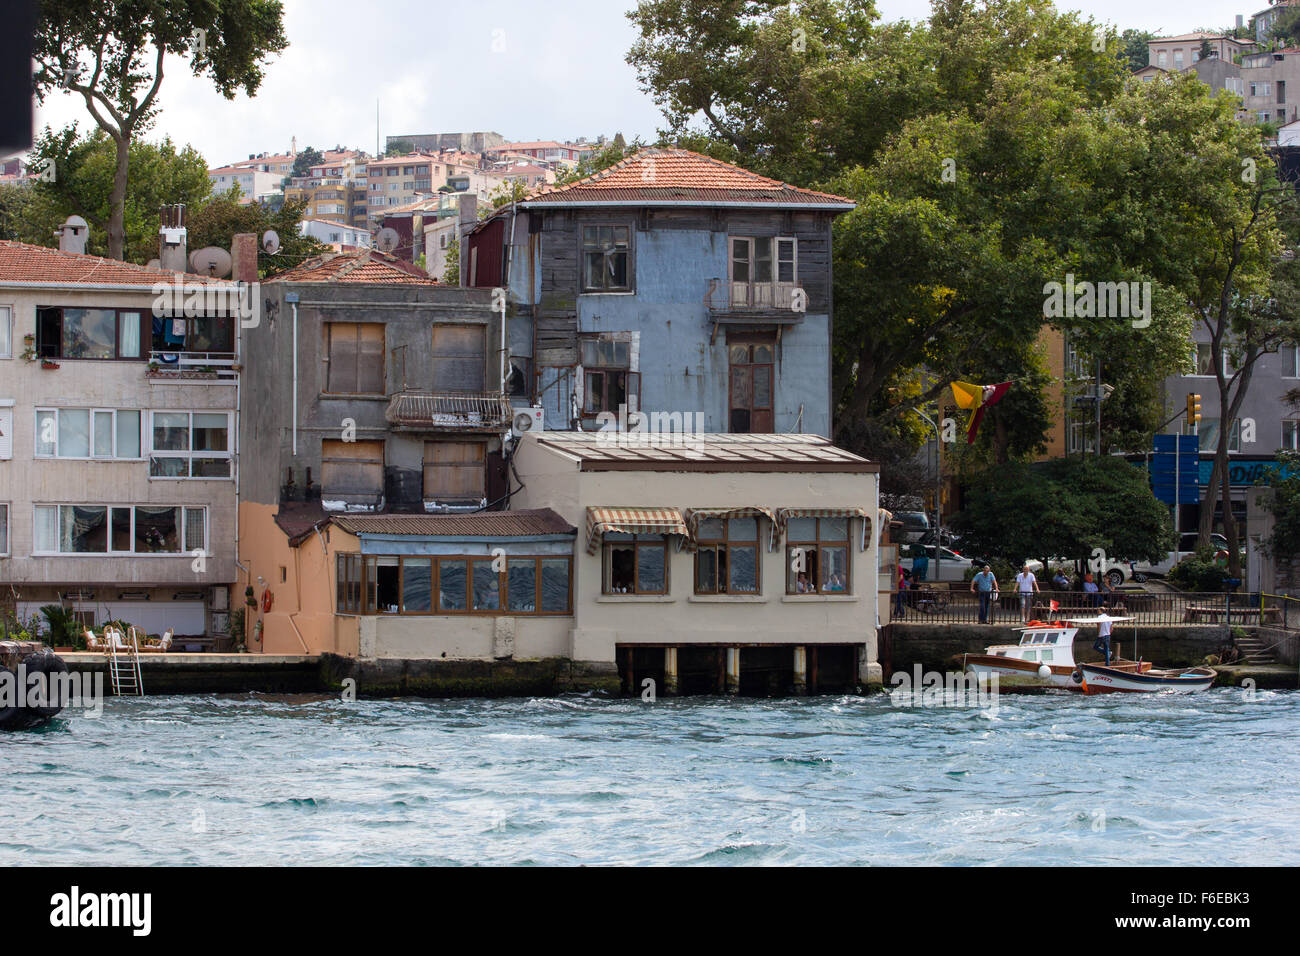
4 690 1298 865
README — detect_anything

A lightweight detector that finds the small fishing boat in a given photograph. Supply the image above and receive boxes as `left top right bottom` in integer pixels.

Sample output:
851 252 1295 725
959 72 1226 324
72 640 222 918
0 640 69 730
964 620 1085 688
1077 662 1217 695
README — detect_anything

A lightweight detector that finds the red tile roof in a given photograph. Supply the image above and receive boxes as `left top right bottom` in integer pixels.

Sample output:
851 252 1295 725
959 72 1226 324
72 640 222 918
266 249 437 284
332 508 575 537
0 240 230 287
519 148 854 209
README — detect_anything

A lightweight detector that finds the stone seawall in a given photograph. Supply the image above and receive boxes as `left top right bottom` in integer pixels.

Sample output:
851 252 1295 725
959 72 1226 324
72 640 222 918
320 655 623 698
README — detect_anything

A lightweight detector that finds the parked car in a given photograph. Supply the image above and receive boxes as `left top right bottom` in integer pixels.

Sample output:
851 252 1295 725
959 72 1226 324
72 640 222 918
917 527 961 549
1133 533 1240 579
893 511 931 543
900 544 971 582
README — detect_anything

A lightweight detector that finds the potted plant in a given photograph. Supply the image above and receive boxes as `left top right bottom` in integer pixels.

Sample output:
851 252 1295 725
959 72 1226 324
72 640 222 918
40 359 60 369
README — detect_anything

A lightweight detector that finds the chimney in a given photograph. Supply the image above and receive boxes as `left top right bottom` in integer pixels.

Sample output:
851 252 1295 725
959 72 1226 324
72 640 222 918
458 194 478 286
159 204 187 272
232 233 258 284
55 215 89 254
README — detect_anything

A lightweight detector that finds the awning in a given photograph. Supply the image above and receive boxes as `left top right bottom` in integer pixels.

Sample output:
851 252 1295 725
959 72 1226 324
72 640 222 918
775 507 874 552
585 507 689 555
683 507 781 552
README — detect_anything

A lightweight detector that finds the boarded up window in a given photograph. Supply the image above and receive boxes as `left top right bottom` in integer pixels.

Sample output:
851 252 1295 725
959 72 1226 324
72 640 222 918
321 439 384 500
325 323 385 394
431 324 485 392
423 441 485 500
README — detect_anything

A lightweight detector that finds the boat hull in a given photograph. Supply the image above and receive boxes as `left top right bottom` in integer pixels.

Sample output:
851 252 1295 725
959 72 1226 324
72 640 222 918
963 654 1081 690
1079 664 1216 695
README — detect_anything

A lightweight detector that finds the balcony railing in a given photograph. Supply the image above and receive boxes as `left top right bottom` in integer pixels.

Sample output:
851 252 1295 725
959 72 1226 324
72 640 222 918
385 391 514 431
147 351 239 381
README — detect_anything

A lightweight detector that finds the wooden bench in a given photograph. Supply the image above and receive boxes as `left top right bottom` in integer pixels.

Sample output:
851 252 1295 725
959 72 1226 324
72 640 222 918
1182 605 1281 624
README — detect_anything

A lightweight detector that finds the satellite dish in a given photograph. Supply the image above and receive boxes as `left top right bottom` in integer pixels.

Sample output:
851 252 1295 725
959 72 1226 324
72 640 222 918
376 227 400 254
189 246 232 277
262 229 281 255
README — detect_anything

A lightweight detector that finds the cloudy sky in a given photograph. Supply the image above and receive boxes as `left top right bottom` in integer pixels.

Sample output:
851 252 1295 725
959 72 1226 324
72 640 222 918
28 0 1253 167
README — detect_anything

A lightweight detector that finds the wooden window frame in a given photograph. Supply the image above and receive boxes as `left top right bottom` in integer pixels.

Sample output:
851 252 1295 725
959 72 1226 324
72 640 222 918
727 335 775 434
338 553 573 615
321 439 385 501
323 322 386 396
728 236 798 309
422 440 487 502
602 534 669 595
36 307 149 361
785 518 852 595
694 517 763 595
430 323 487 393
580 223 633 292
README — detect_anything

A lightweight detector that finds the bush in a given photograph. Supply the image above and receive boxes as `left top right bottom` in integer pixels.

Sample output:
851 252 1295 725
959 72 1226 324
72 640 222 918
1167 551 1230 591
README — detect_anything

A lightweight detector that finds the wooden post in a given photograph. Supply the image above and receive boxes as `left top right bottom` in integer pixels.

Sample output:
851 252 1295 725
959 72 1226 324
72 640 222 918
809 646 819 695
725 646 740 695
793 645 807 695
623 647 634 696
664 646 678 696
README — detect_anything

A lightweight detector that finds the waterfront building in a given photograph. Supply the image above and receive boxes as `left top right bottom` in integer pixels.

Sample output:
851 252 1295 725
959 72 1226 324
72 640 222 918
464 148 855 438
0 217 249 643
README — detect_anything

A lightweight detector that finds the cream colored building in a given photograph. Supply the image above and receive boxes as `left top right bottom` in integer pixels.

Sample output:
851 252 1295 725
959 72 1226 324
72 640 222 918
0 240 241 640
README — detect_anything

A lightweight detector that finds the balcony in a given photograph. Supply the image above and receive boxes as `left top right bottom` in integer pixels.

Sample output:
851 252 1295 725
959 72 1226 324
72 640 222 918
384 391 513 432
147 351 239 382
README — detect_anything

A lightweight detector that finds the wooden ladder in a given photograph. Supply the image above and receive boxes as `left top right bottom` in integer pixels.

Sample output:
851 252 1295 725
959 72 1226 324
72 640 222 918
106 628 144 696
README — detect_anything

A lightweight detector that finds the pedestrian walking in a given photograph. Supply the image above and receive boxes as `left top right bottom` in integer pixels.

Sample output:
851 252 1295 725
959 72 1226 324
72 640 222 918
1092 612 1113 665
895 565 908 619
971 564 999 624
1015 563 1039 622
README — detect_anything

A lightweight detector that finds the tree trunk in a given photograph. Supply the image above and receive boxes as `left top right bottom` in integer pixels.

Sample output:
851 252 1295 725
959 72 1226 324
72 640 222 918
108 132 130 260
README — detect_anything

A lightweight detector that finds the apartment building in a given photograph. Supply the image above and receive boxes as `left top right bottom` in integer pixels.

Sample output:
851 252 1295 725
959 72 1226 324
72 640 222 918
465 148 855 438
483 141 595 167
298 218 372 250
1240 47 1300 123
0 224 248 642
208 165 283 202
1146 32 1255 72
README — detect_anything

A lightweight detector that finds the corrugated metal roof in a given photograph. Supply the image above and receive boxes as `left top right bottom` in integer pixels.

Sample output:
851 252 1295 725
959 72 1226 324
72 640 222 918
332 508 575 537
534 432 877 473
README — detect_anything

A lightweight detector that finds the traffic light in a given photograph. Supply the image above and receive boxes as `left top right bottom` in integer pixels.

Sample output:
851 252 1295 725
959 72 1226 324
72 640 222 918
1186 392 1202 428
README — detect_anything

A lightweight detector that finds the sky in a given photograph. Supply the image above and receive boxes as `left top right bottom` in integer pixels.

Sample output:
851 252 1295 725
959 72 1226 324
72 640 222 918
27 0 1259 168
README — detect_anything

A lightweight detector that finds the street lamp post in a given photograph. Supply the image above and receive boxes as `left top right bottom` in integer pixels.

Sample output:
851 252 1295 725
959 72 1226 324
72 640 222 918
914 408 942 582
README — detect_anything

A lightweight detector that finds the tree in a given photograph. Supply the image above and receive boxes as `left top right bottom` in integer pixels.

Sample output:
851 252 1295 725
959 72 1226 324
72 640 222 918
292 146 324 178
1115 28 1154 71
188 192 328 279
385 138 414 157
950 456 1174 569
442 237 460 285
32 0 289 259
1272 7 1300 48
1258 452 1300 559
15 126 210 261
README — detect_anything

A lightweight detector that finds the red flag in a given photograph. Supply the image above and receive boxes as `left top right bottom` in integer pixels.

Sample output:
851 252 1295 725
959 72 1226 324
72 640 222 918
1049 599 1060 612
964 381 1011 444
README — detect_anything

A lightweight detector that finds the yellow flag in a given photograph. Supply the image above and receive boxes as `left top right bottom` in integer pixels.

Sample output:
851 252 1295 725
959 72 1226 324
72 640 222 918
951 380 984 410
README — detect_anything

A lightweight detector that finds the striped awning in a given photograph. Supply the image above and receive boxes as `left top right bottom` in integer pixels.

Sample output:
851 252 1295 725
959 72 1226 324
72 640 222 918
585 507 689 555
776 507 874 552
683 507 781 552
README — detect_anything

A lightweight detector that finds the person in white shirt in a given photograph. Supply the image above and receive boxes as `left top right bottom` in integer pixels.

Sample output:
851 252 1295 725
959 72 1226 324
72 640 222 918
1093 614 1114 664
1015 564 1039 621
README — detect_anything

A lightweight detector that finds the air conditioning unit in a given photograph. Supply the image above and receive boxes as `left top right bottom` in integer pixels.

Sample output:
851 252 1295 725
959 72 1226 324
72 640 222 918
511 406 545 439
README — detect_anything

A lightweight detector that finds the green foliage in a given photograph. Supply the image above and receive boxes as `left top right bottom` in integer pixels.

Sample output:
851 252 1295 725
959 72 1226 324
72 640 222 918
15 127 211 261
442 237 460 285
189 192 328 278
1167 552 1230 592
1272 7 1300 47
385 139 414 156
31 0 289 258
39 605 81 646
0 611 45 642
292 146 324 177
1258 451 1300 558
949 456 1174 567
1115 29 1153 71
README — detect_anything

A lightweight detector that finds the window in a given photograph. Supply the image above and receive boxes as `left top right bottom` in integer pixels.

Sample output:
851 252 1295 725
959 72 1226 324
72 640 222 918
423 441 486 501
37 307 145 360
0 503 8 556
1252 82 1272 97
1157 51 1167 67
151 314 233 355
325 322 385 394
582 225 631 291
728 336 775 433
729 237 797 308
1283 420 1300 450
0 305 10 358
321 439 384 507
581 337 639 421
1174 50 1184 70
1193 343 1219 376
335 553 571 614
695 517 760 594
1284 346 1300 378
32 505 205 554
785 517 851 594
35 408 141 460
602 533 668 594
430 324 486 392
149 411 231 478
1199 418 1242 453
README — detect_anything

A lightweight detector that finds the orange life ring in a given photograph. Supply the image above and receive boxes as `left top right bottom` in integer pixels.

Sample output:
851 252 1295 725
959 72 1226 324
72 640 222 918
261 589 274 613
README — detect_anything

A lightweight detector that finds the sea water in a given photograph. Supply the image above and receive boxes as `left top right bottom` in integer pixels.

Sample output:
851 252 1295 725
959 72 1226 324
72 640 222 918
3 689 1297 865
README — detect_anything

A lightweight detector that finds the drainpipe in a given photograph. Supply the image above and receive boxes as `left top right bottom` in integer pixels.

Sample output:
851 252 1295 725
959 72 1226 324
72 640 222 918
287 292 300 456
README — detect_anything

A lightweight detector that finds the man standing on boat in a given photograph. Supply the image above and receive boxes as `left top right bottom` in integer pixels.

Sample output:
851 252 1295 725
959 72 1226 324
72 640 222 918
1015 563 1039 622
1093 613 1113 665
971 564 999 624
